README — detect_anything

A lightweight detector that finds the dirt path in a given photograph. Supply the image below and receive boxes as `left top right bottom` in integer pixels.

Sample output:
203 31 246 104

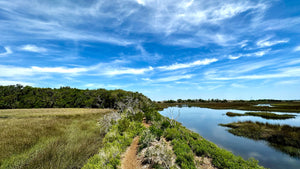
121 136 141 169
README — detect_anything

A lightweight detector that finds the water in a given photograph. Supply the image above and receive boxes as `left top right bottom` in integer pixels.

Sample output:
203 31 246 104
160 107 300 169
255 104 274 107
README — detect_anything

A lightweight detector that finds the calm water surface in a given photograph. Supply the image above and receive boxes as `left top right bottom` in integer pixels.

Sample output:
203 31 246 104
160 106 300 169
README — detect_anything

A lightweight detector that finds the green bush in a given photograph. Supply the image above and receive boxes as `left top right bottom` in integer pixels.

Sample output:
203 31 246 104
164 128 181 141
172 139 196 169
150 125 163 139
129 112 144 122
117 118 130 134
83 117 145 169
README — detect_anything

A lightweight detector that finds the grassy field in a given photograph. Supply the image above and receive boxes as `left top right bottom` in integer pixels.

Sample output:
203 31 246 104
157 101 300 113
226 111 296 119
0 108 112 169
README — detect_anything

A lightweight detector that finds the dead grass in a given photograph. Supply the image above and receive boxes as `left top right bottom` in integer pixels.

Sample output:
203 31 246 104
0 108 111 169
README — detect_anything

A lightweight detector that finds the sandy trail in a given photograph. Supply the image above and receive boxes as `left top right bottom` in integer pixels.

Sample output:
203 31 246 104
121 136 141 169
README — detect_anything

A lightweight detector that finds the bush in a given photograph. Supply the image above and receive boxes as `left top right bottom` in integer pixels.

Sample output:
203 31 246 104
83 117 145 169
117 118 130 134
172 139 196 169
150 125 163 139
129 112 144 122
164 128 181 141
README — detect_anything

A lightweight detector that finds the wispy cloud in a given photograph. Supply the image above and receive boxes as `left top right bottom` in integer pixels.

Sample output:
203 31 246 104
0 46 12 57
20 45 47 53
150 74 193 83
256 37 289 48
209 67 300 80
0 63 155 79
31 66 88 74
0 79 34 86
294 45 300 52
158 58 218 70
103 66 154 76
228 49 270 60
231 83 247 88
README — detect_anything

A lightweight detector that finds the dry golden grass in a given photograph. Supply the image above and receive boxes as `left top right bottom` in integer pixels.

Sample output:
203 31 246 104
0 108 112 169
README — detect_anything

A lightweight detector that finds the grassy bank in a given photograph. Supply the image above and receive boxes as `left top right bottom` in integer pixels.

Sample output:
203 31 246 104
157 101 300 113
226 111 296 119
85 109 265 169
0 108 111 169
220 121 300 158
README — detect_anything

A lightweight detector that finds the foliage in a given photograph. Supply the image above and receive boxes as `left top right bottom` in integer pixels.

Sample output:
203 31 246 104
172 139 196 169
157 100 300 113
139 129 156 152
0 85 154 110
149 125 163 139
83 116 145 169
161 119 265 169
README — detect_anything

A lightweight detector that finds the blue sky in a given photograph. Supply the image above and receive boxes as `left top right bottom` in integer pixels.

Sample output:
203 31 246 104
0 0 300 100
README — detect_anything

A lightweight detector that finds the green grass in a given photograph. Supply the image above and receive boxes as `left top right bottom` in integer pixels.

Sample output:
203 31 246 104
163 124 264 169
226 112 246 117
0 108 111 169
140 111 265 169
83 114 145 169
220 121 300 158
226 111 296 119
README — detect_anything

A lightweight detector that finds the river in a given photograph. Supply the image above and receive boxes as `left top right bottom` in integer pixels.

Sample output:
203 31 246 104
160 106 300 169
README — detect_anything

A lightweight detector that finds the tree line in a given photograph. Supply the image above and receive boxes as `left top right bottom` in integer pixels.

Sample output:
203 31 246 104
0 85 154 110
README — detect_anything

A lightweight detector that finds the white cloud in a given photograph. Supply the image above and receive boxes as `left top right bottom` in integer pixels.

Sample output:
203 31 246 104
159 58 218 70
103 66 154 76
210 67 300 80
31 66 88 74
0 80 33 86
231 83 246 88
256 37 289 48
155 74 193 82
136 0 146 6
276 80 299 86
294 45 300 52
228 55 241 60
21 45 47 53
228 49 269 60
0 64 90 78
0 46 12 56
0 65 34 77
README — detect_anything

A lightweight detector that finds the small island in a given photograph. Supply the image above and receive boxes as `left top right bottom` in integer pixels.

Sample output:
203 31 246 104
226 111 296 120
220 121 300 158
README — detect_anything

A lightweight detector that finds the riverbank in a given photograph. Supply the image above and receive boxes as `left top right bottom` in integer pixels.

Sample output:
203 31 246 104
157 101 300 113
84 109 265 169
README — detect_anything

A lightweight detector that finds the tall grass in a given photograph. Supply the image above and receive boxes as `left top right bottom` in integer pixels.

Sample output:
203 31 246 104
0 108 111 169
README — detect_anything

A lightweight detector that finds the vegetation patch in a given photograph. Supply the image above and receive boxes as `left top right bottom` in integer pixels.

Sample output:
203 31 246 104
139 111 265 169
226 111 296 119
0 108 111 169
157 100 300 113
220 121 300 158
82 113 145 169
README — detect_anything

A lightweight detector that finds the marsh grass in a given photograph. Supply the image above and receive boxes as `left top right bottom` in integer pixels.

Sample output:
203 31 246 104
220 121 300 157
0 108 111 169
226 111 296 119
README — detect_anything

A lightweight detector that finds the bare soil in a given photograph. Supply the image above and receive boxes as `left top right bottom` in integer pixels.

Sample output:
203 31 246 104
121 136 142 169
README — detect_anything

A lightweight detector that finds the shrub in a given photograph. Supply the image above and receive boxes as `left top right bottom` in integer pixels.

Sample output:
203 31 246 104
150 125 163 139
